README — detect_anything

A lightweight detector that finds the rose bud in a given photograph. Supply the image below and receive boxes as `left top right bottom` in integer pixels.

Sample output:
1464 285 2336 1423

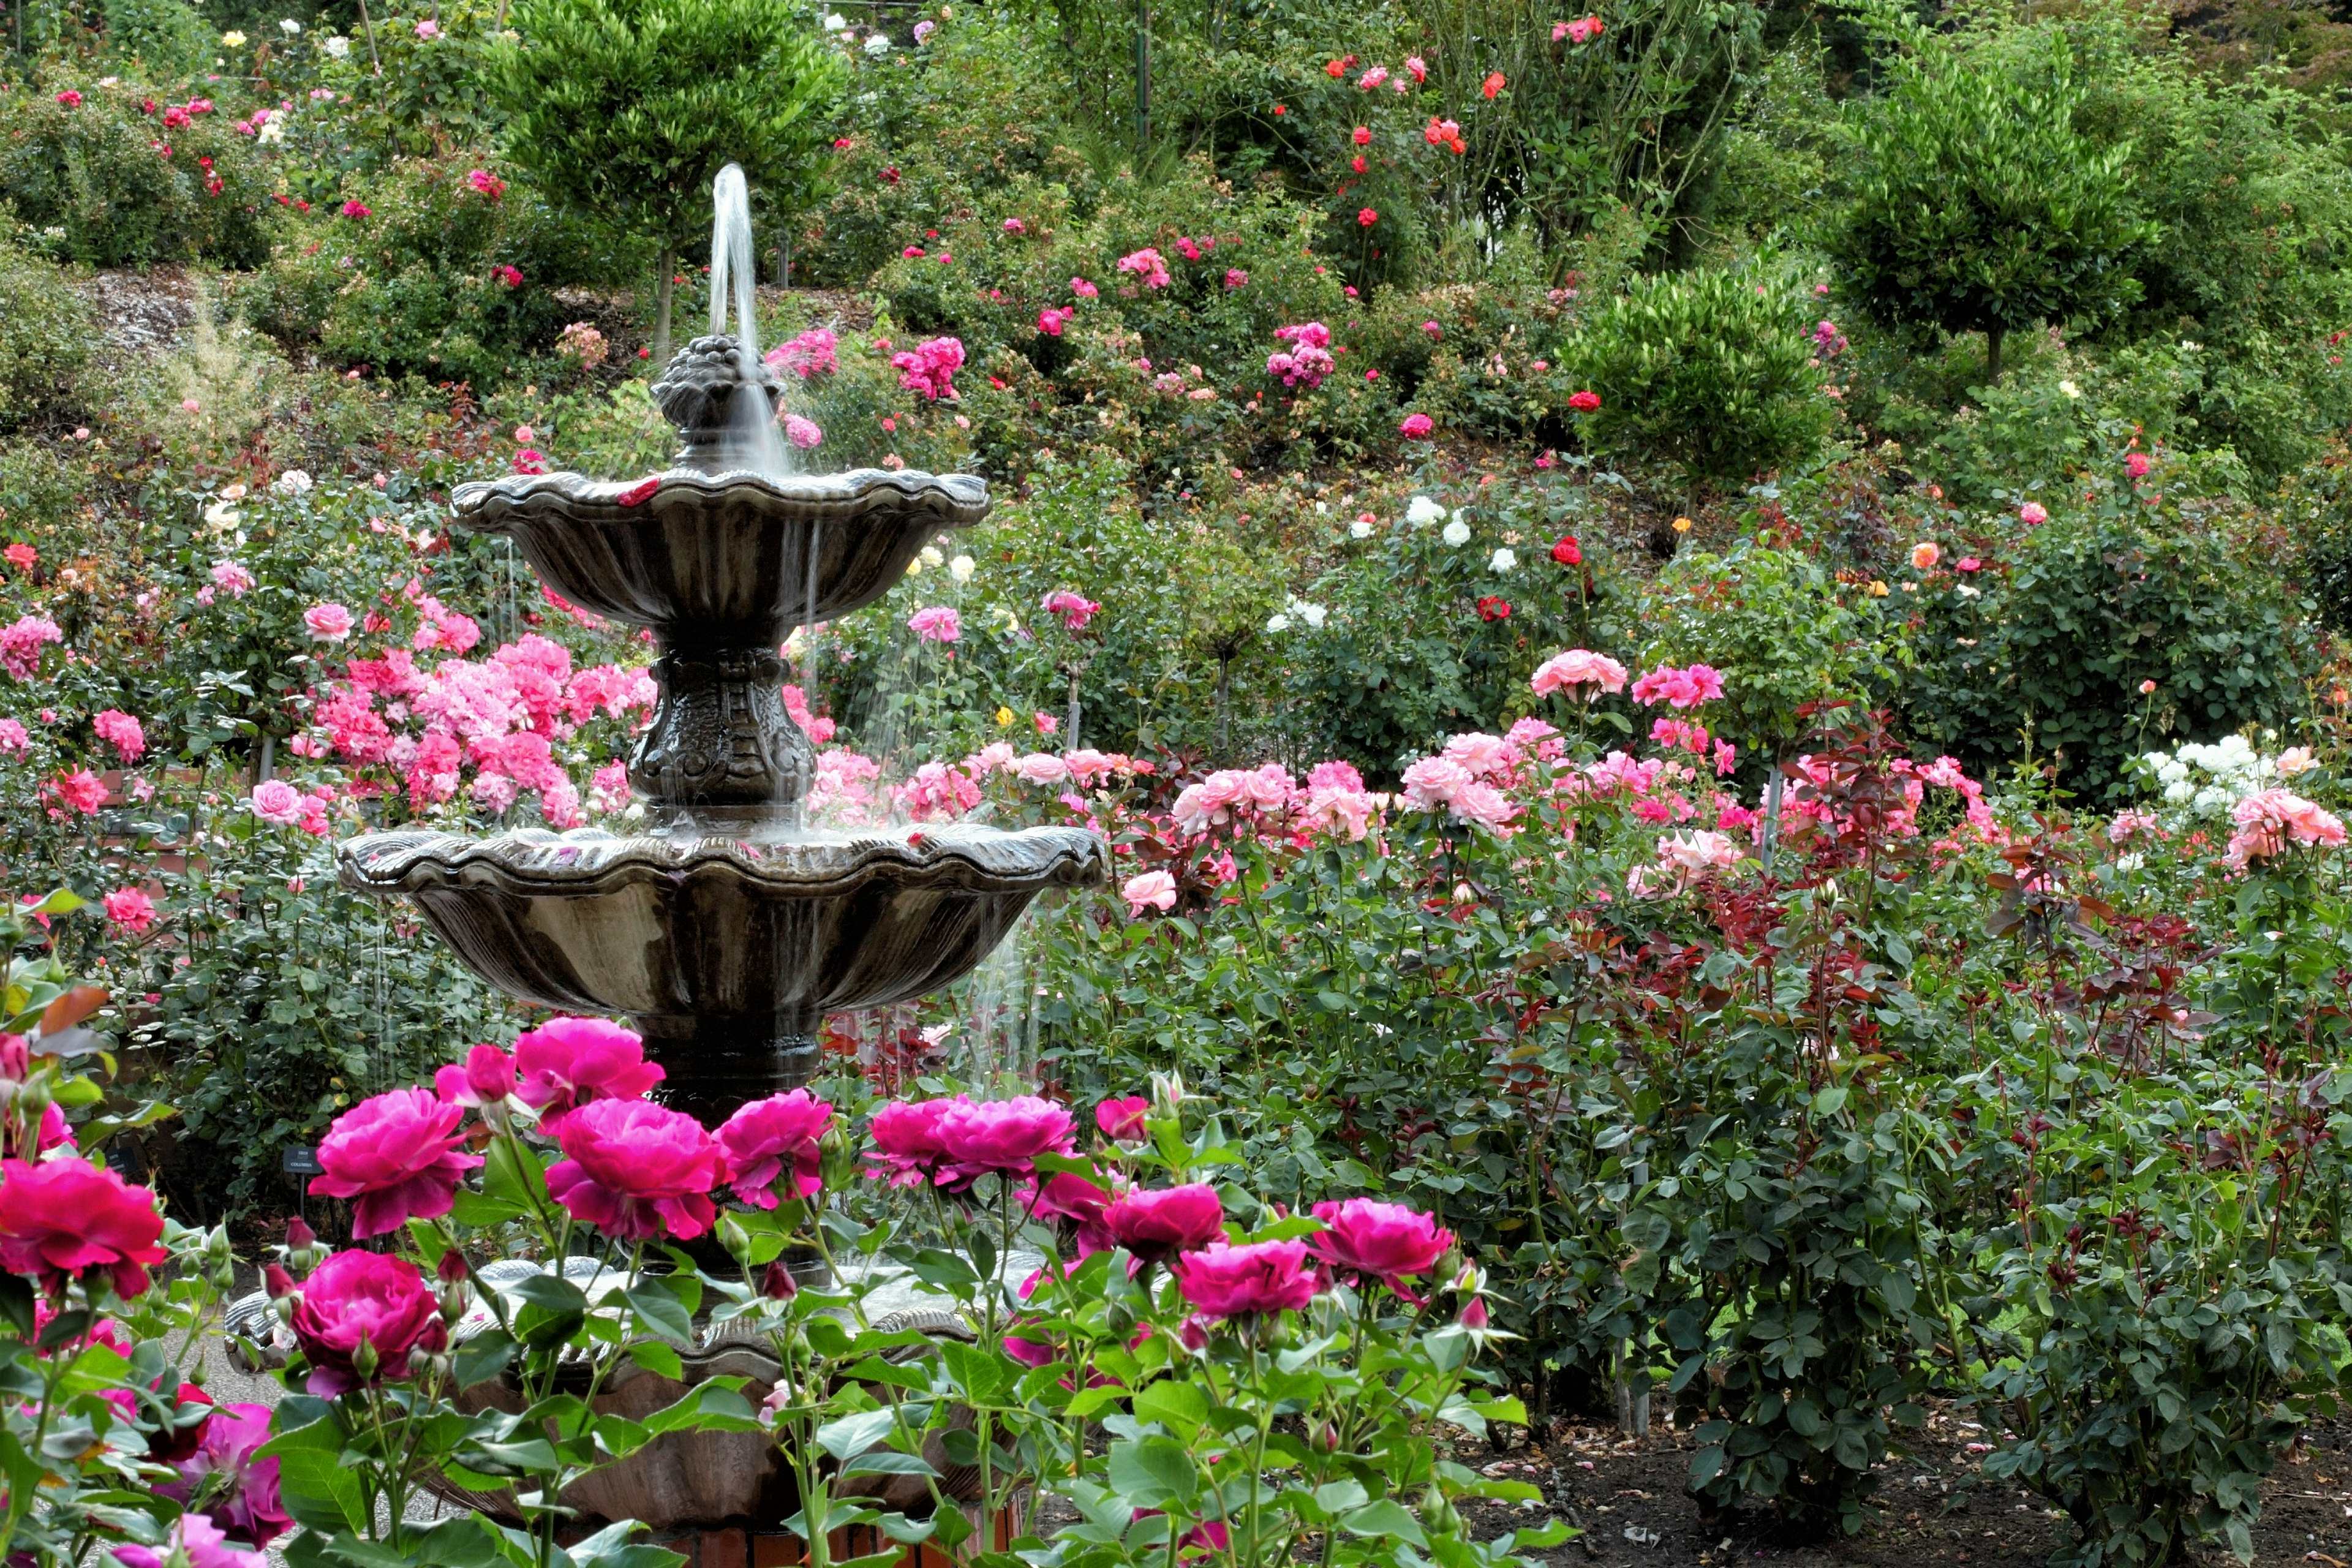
264 1264 296 1299
761 1261 799 1301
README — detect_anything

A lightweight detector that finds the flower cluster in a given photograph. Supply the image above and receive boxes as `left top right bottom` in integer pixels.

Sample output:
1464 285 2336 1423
1266 322 1336 390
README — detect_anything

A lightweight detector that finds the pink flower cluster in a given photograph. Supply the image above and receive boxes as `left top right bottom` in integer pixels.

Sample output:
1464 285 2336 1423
891 336 964 400
1041 589 1099 630
1630 662 1725 709
2226 789 2347 867
1626 828 1740 897
1266 323 1336 390
1115 248 1172 289
908 606 961 643
766 328 838 379
1531 647 1627 696
0 615 62 679
92 709 145 761
866 1094 1074 1191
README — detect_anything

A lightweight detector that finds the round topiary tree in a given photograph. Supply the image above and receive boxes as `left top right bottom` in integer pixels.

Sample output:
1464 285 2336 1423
1561 268 1836 507
486 0 845 365
1828 35 2150 383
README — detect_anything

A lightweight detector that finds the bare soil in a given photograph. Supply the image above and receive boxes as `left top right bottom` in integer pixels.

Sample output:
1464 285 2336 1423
1455 1407 2352 1568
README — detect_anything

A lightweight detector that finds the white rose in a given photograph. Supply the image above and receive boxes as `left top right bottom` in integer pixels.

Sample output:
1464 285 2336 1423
823 11 846 26
324 34 349 56
1405 496 1445 526
279 17 300 32
1442 519 1471 547
948 554 975 584
1489 548 1516 571
1349 518 1373 539
864 30 890 53
273 469 314 496
1300 604 1327 630
1265 612 1291 633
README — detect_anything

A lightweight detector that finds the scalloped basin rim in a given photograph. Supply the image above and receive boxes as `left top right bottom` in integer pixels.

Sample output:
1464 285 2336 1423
449 466 990 528
336 823 1109 897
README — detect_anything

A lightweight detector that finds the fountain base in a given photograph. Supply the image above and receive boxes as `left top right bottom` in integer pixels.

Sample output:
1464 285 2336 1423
635 1017 820 1126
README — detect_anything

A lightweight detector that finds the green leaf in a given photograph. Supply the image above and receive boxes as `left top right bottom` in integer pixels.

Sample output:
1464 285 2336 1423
625 1280 695 1346
627 1340 685 1381
453 1328 518 1390
1131 1380 1208 1438
815 1408 899 1460
257 1419 369 1535
1340 1499 1427 1546
1106 1435 1197 1509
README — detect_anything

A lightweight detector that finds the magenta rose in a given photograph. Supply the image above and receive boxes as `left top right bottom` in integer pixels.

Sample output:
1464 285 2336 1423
865 1097 954 1187
0 1155 167 1298
1308 1198 1454 1300
179 1402 289 1547
288 1250 439 1396
113 1513 260 1568
307 1088 481 1238
546 1099 725 1241
1172 1240 1317 1321
435 1043 518 1107
1105 1184 1226 1265
1095 1095 1148 1142
716 1089 833 1208
933 1095 1075 1189
513 1016 664 1134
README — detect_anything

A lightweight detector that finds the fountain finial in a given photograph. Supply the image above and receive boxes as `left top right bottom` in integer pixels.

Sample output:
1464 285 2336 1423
651 334 782 473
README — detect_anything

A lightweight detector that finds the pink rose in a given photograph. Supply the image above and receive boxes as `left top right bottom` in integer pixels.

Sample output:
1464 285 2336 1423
0 1155 165 1298
307 1088 481 1238
287 1250 439 1395
1530 648 1628 696
1308 1197 1454 1300
1025 1170 1113 1232
546 1099 725 1241
1105 1184 1224 1264
933 1095 1075 1188
716 1089 833 1208
2126 451 2152 480
250 778 303 824
1096 1095 1148 1141
1121 870 1177 916
178 1403 289 1547
434 1043 518 1107
93 709 145 761
2019 501 2048 526
104 888 157 935
1015 753 1069 785
1399 413 1434 439
908 606 961 643
512 1016 664 1133
783 415 823 450
303 603 354 642
866 1098 954 1187
1172 1239 1317 1319
112 1513 258 1568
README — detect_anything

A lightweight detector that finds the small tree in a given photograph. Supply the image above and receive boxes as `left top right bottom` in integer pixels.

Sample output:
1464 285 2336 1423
1828 36 2149 382
1563 266 1836 503
488 0 844 365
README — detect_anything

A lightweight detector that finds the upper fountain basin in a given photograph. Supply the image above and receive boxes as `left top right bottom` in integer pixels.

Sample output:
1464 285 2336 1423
450 467 990 648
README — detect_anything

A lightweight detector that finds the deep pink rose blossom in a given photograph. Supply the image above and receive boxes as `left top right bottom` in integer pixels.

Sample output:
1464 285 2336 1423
434 1043 518 1107
1095 1095 1148 1141
513 1016 664 1133
1308 1197 1454 1300
546 1099 724 1240
1106 1184 1225 1264
113 1513 260 1568
716 1089 832 1208
307 1088 481 1238
178 1403 289 1547
0 1155 166 1298
867 1098 955 1186
288 1250 439 1395
1172 1240 1317 1320
933 1095 1075 1188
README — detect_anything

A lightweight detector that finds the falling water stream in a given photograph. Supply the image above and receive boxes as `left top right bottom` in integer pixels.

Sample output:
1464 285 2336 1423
707 164 791 480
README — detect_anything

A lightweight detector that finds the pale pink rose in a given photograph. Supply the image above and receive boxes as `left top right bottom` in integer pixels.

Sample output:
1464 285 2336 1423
1121 870 1178 916
1014 753 1070 785
1400 756 1469 808
303 603 354 642
249 779 303 824
1531 648 1628 696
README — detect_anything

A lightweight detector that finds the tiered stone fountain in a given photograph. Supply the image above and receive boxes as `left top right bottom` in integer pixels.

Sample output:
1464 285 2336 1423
328 190 1106 1528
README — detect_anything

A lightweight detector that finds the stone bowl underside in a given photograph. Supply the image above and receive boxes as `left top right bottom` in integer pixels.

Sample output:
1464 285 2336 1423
450 468 990 647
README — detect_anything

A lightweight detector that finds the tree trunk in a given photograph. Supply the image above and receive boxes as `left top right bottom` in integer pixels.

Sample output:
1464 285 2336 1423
356 0 381 73
1985 324 2005 385
1216 652 1232 756
654 246 677 369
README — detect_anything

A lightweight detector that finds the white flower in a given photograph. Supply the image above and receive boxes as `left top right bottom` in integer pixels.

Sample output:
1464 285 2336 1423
273 469 314 496
279 17 300 32
1405 496 1446 526
1300 604 1327 630
822 11 846 26
202 500 241 529
323 34 349 56
2058 380 2080 399
1349 518 1374 540
1441 519 1471 547
1265 612 1291 633
221 28 246 45
1489 547 1517 572
2115 852 2144 873
863 30 890 53
257 116 285 143
948 554 975 584
919 544 943 568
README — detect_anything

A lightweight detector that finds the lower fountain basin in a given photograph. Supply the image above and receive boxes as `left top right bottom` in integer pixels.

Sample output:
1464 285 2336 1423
337 823 1106 1121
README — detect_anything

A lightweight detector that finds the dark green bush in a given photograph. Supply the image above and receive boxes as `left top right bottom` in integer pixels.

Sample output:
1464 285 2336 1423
1904 500 2313 802
0 79 273 267
0 234 92 429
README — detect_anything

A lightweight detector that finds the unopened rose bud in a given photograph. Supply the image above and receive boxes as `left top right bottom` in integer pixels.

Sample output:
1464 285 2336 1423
1313 1421 1341 1453
818 1124 857 1192
761 1261 799 1301
350 1338 379 1381
272 1293 298 1326
1418 1487 1461 1536
263 1264 296 1299
417 1317 447 1355
716 1215 752 1261
209 1261 238 1291
1178 1314 1209 1353
286 1216 315 1251
205 1226 233 1265
1460 1297 1489 1330
437 1249 468 1284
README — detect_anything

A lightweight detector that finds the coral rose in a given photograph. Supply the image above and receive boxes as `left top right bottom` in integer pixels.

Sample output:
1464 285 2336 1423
512 1016 664 1133
716 1089 833 1208
1308 1197 1454 1299
0 1155 167 1298
546 1099 725 1242
1105 1184 1226 1264
287 1250 439 1395
1172 1239 1317 1319
307 1088 481 1238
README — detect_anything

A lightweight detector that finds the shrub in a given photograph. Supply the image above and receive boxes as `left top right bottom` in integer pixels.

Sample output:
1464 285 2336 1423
1903 501 2312 802
1828 31 2150 385
100 0 214 80
0 236 92 429
1560 266 1838 499
0 78 271 268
